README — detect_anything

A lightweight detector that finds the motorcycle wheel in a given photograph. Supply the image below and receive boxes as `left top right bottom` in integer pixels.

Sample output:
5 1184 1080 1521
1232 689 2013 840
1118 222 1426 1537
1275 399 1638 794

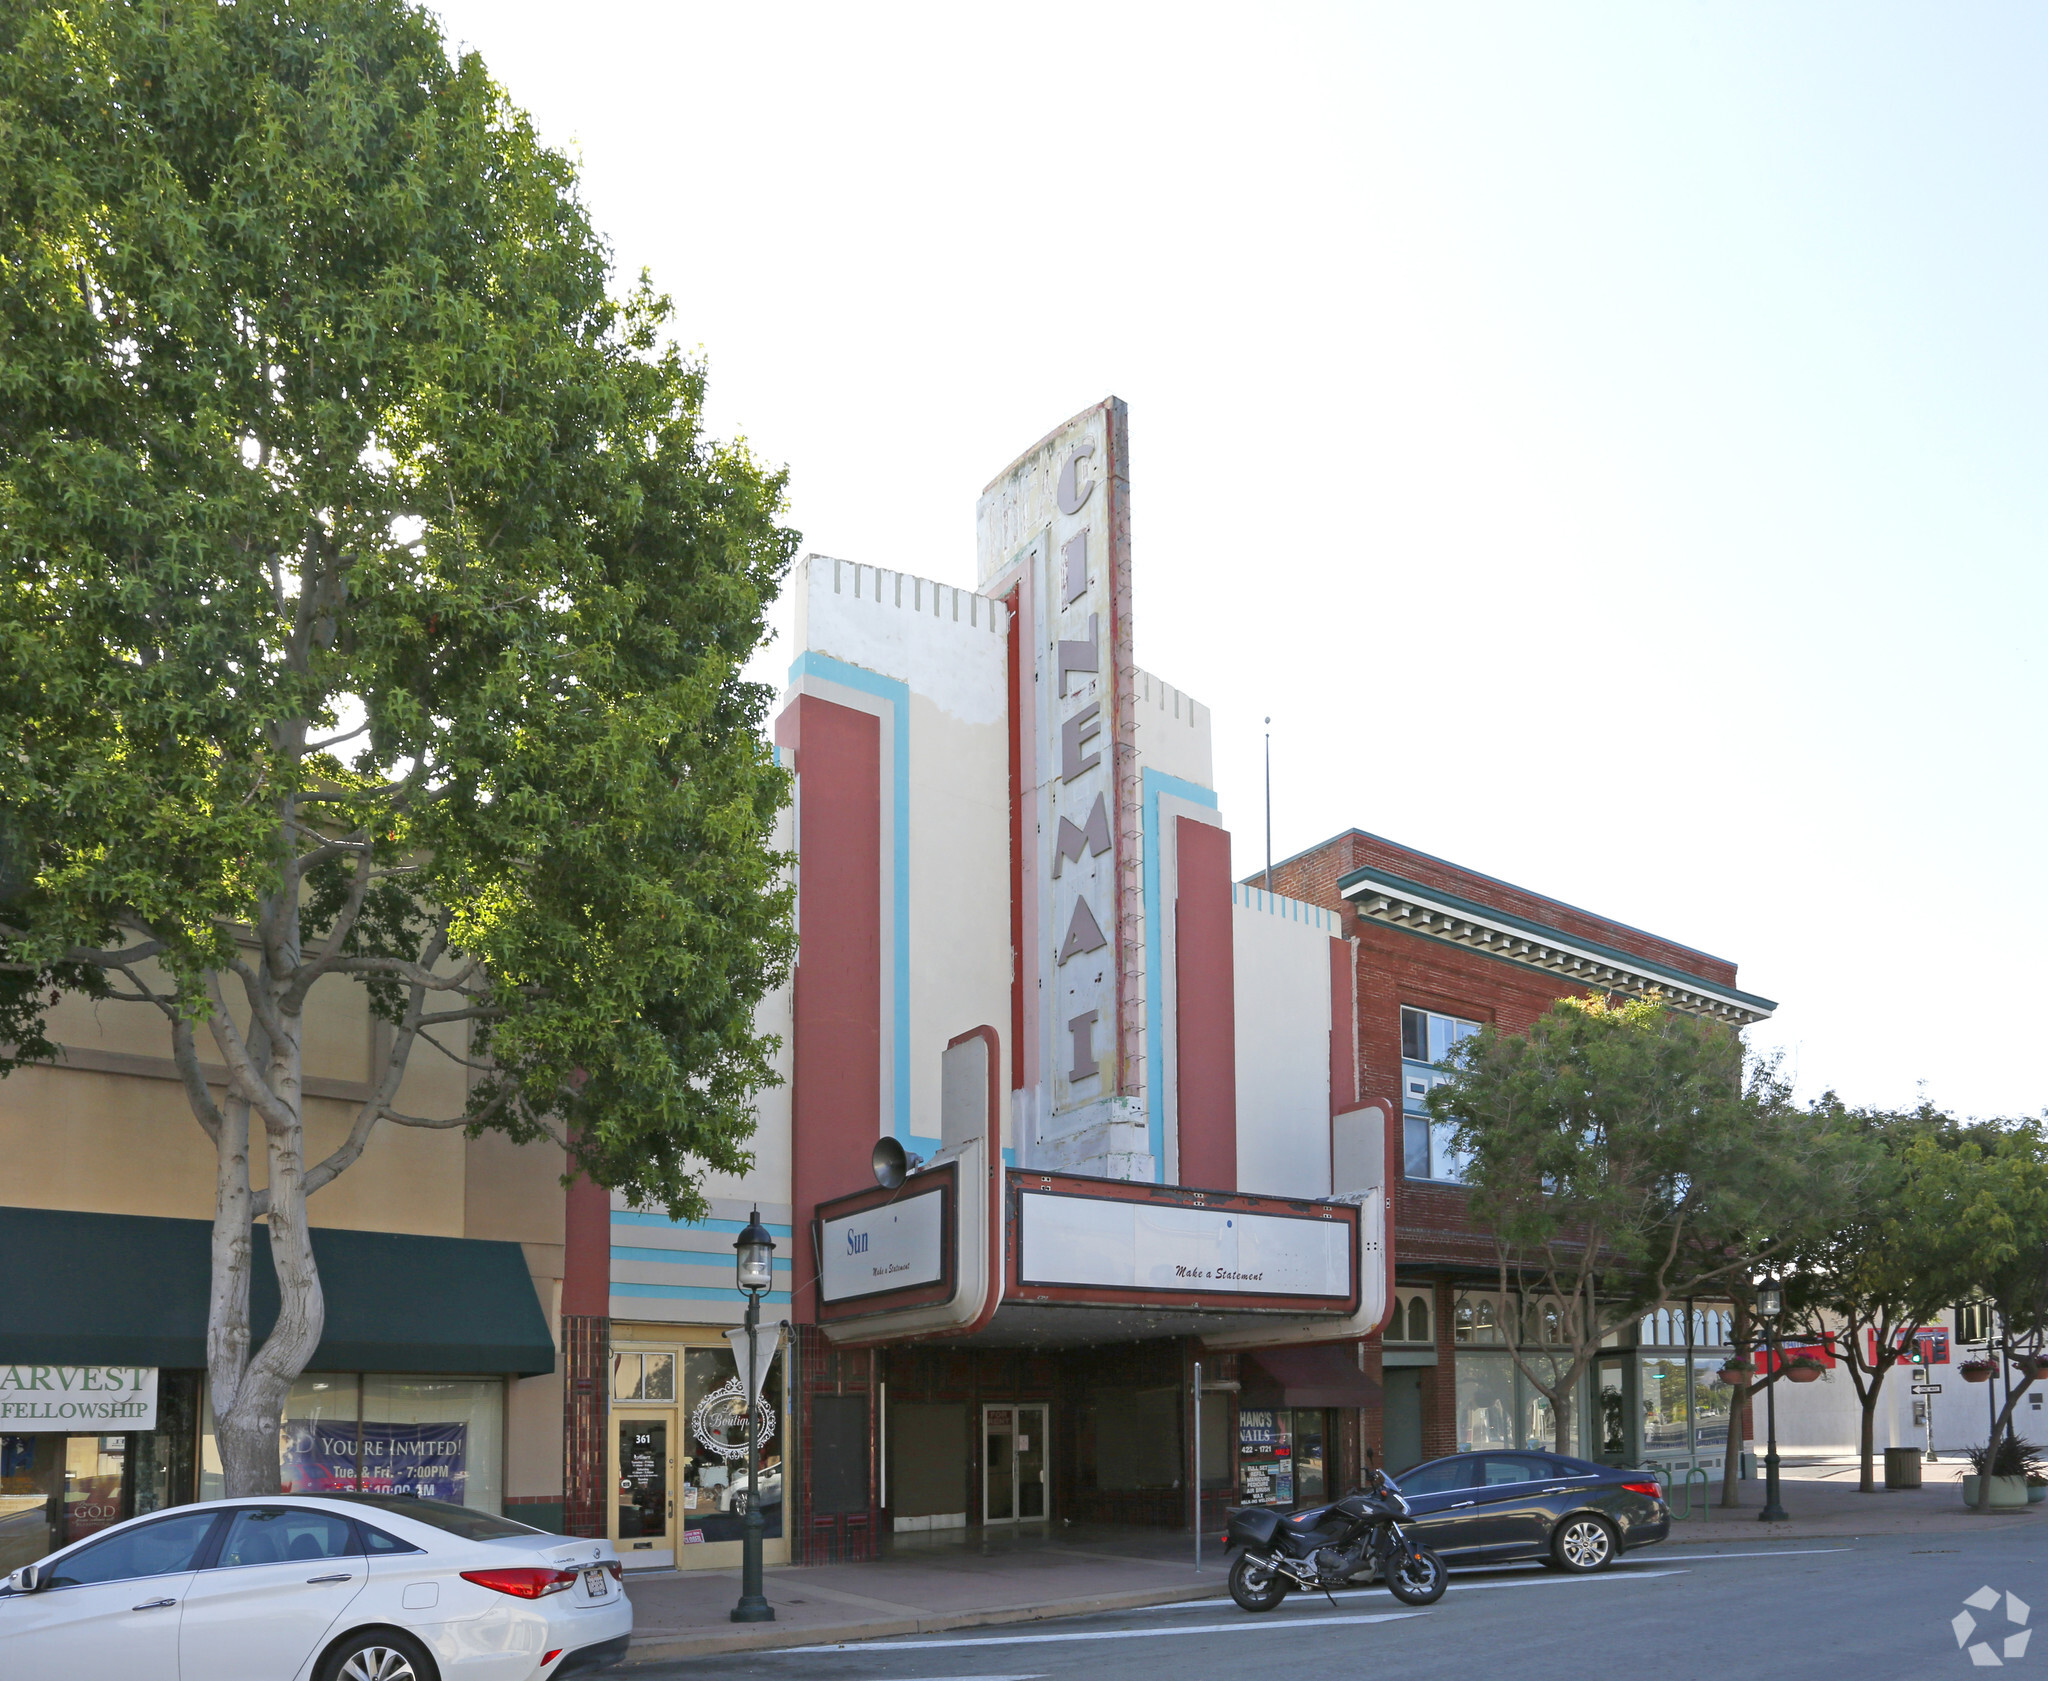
1228 1553 1290 1613
1384 1545 1447 1606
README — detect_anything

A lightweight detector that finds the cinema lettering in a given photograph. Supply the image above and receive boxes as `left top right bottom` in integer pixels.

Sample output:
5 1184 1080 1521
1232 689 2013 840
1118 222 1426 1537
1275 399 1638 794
0 1364 158 1430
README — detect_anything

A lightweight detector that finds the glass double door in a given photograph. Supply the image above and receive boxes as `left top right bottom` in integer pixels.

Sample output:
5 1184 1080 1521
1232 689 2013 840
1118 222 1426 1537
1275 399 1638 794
982 1404 1048 1524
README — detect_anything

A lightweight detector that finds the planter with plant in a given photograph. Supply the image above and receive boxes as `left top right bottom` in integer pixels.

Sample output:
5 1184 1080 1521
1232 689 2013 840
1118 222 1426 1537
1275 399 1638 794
1962 1437 2042 1509
1784 1356 1826 1384
2012 1353 2048 1382
1718 1358 1755 1387
1960 1359 1995 1384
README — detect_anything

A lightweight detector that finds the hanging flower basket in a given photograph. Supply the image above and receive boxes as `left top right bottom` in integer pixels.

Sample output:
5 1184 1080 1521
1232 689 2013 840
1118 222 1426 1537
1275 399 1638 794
1785 1358 1825 1384
2014 1353 2048 1381
1718 1360 1754 1386
1960 1359 1995 1384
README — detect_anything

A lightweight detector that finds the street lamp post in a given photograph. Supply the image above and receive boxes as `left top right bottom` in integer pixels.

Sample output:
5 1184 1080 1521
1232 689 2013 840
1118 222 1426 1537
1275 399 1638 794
730 1208 776 1624
1756 1276 1788 1523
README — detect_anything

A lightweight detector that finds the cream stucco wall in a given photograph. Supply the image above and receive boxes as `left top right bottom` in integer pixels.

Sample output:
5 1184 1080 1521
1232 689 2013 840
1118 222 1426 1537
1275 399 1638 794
1232 887 1341 1199
788 555 1013 1147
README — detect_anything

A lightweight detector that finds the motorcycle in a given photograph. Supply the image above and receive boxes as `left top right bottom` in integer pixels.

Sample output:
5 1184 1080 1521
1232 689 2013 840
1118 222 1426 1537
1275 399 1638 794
1222 1468 1447 1611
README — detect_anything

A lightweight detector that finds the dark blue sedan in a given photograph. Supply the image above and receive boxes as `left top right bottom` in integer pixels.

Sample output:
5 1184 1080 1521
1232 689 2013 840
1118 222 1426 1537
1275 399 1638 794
1386 1451 1670 1571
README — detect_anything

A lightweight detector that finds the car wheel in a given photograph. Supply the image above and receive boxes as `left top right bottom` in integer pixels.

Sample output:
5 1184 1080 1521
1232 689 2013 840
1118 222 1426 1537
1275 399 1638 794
1550 1515 1617 1574
319 1629 437 1681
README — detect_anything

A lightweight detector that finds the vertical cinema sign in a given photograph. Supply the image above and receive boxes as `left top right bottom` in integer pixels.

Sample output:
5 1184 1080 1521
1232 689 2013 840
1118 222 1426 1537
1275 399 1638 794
978 399 1144 1157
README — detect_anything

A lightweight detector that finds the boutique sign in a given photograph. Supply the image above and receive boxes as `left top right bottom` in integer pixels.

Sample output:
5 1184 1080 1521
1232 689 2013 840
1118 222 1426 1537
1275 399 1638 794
0 1364 158 1430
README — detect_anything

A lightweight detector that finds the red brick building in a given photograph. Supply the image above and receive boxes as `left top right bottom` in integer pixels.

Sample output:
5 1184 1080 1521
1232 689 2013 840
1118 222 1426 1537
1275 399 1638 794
1260 830 1776 1477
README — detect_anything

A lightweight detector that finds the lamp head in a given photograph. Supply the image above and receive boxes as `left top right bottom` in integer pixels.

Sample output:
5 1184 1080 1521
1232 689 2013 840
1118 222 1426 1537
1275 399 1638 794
1756 1281 1784 1320
735 1207 775 1295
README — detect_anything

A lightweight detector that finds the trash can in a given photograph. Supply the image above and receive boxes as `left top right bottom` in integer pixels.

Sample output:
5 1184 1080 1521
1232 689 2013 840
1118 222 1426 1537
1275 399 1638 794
1884 1446 1923 1489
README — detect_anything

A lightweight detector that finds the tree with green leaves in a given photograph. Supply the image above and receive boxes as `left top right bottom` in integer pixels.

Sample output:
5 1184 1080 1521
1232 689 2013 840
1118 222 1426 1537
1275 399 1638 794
1948 1125 2048 1511
0 0 796 1495
1774 1108 2048 1496
1428 994 1866 1457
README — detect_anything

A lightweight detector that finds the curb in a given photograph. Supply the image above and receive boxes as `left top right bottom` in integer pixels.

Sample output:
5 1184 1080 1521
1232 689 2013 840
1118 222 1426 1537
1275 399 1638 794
623 1576 1233 1663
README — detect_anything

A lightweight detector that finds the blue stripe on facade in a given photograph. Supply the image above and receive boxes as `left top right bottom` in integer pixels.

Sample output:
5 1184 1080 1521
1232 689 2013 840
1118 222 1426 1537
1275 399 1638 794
610 1212 794 1237
788 650 933 1156
610 1246 794 1270
1142 766 1220 1183
611 1283 795 1304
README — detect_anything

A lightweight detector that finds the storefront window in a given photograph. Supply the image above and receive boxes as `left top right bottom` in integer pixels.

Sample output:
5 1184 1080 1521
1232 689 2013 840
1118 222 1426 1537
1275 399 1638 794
62 1436 126 1542
363 1376 504 1512
204 1373 506 1513
1237 1407 1293 1505
1455 1351 1515 1451
1597 1360 1629 1458
2 1371 203 1568
614 1352 676 1402
677 1345 783 1544
1690 1357 1734 1456
1639 1357 1690 1457
1 1433 62 1573
1292 1411 1327 1503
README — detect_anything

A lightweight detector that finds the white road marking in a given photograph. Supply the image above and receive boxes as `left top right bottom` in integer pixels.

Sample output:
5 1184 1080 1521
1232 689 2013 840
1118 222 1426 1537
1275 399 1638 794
1131 1566 1691 1615
781 1612 1427 1652
1646 1548 1851 1560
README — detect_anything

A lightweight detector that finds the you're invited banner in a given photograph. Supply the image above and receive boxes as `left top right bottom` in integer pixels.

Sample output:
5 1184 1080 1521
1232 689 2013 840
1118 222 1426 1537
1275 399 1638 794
0 1364 158 1430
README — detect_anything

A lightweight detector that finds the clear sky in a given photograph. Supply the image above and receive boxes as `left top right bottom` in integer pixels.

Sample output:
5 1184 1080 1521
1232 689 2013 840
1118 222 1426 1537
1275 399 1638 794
427 1 2047 1122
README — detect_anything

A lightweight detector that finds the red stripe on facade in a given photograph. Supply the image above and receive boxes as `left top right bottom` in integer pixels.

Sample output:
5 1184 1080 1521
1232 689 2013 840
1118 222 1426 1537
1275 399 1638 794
1173 816 1237 1191
561 1172 611 1319
781 694 883 1325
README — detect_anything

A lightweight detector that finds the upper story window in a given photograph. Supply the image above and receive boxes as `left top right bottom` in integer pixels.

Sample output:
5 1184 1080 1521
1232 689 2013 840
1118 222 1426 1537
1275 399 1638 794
1401 1007 1482 1182
1385 1292 1434 1344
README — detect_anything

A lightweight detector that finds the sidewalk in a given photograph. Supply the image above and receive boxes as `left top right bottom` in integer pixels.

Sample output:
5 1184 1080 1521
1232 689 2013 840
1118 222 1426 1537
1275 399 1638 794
618 1465 2041 1665
620 1524 1231 1664
1654 1455 2045 1543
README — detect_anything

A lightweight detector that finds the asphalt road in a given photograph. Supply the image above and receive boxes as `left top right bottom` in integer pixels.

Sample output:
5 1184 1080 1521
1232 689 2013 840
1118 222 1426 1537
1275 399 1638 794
632 1530 2048 1681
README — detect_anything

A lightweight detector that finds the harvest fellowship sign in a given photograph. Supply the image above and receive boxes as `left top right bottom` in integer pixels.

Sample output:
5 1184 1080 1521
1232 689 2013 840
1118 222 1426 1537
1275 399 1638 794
0 1365 159 1430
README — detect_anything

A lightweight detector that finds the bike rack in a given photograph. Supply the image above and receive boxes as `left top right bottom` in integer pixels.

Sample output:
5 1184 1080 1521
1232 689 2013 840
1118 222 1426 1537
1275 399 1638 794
1675 1466 1711 1518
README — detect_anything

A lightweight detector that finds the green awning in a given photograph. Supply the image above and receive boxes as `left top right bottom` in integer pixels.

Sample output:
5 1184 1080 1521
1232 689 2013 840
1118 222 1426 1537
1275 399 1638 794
0 1205 554 1376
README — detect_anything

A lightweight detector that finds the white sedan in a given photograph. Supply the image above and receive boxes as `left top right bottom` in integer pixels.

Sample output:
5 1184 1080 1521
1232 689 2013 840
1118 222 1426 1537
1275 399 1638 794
0 1492 631 1681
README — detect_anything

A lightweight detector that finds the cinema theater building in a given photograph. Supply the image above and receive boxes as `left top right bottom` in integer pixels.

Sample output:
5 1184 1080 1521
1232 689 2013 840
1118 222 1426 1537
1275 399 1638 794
558 397 1779 1564
604 397 1398 1564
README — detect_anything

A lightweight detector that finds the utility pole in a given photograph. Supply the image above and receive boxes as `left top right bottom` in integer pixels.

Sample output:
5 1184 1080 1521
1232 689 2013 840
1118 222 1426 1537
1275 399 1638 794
1263 718 1273 895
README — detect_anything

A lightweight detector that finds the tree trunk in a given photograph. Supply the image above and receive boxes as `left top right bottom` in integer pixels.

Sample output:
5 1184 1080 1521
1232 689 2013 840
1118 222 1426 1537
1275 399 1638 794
207 1085 259 1488
1975 1371 2039 1511
207 993 328 1496
1550 1383 1575 1456
1719 1307 1752 1508
1858 1382 1879 1493
1720 1389 1748 1508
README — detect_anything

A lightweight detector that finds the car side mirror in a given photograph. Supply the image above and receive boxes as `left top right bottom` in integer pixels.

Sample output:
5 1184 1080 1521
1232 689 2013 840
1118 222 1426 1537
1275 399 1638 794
5 1563 48 1594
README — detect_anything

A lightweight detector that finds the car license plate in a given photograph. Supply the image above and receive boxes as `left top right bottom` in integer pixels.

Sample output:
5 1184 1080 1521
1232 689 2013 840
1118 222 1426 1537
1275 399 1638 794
583 1566 609 1596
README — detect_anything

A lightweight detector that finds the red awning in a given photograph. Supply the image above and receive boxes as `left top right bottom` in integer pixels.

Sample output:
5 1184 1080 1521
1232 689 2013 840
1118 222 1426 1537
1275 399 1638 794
1239 1344 1382 1408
